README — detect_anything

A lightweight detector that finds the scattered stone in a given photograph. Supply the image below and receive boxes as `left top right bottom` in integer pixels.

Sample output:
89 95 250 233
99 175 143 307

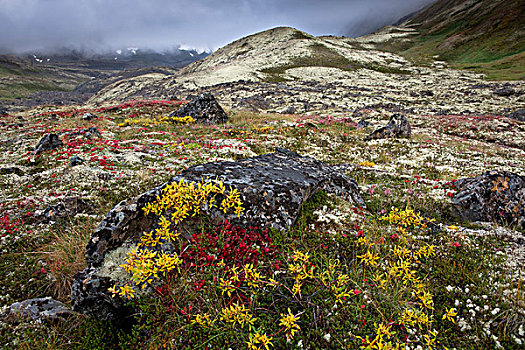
171 93 228 124
356 119 370 129
0 106 8 116
236 95 271 111
494 84 516 97
4 297 76 322
72 149 364 321
364 114 411 141
69 155 84 167
0 166 24 176
34 133 63 155
280 106 296 114
507 109 525 122
451 170 525 229
69 127 102 139
81 112 97 121
37 197 93 223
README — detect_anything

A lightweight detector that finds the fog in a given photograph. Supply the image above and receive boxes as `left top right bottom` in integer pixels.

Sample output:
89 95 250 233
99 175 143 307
0 0 435 53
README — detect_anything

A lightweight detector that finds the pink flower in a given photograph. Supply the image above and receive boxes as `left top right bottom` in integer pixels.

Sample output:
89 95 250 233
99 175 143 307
384 188 391 196
452 242 461 247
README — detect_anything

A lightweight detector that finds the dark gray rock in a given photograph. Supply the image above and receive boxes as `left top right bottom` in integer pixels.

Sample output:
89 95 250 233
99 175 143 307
0 166 24 176
356 119 370 129
38 197 93 223
5 297 75 322
280 106 296 114
69 127 102 139
507 109 525 122
0 106 8 116
81 113 97 121
452 170 525 229
494 85 516 97
70 155 84 167
71 149 364 321
171 93 228 124
236 95 271 111
71 268 132 322
364 114 411 141
34 133 63 154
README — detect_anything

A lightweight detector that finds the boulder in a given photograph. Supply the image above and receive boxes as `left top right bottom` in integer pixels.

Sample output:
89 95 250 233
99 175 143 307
71 149 364 321
34 133 63 154
37 197 93 223
493 84 516 97
0 166 24 176
69 155 85 167
81 112 97 121
4 297 76 323
69 127 102 139
451 170 525 229
507 109 525 122
171 93 228 124
356 119 370 129
364 114 411 141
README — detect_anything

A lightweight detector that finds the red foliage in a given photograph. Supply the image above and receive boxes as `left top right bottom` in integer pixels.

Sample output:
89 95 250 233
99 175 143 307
180 220 281 270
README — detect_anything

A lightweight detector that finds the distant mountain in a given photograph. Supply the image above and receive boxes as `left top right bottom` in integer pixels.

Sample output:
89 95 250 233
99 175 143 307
374 0 524 80
0 47 209 106
24 47 209 70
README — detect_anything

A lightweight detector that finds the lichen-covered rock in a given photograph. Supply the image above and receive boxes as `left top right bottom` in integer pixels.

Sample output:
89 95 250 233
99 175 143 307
4 297 75 322
364 114 411 141
71 268 131 322
71 149 364 321
36 197 93 223
172 93 228 124
34 133 63 154
451 170 525 229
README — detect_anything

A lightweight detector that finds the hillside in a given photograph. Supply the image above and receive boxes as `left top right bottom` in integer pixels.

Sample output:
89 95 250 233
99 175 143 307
89 27 416 104
0 48 208 109
89 26 523 119
0 55 93 104
370 0 525 80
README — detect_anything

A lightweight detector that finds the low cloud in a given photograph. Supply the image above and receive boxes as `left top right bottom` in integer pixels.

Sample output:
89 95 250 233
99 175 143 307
0 0 435 53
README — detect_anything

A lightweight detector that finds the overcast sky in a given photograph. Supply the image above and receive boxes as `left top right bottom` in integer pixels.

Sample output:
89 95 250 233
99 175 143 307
0 0 435 53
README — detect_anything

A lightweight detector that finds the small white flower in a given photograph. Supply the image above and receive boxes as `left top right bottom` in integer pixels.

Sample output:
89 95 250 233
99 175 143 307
491 308 500 315
323 333 331 342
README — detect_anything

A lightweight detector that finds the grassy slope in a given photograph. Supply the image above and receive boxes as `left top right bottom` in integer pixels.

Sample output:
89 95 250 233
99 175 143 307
385 0 525 80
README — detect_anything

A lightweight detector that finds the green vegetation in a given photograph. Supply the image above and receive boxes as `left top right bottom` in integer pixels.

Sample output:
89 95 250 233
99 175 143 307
1 101 524 349
0 57 88 101
379 0 525 80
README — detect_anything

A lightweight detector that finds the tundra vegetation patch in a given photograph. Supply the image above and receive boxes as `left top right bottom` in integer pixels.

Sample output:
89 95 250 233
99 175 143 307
0 98 524 349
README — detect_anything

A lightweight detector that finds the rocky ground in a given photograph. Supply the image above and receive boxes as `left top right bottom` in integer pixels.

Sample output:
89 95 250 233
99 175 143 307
0 27 524 350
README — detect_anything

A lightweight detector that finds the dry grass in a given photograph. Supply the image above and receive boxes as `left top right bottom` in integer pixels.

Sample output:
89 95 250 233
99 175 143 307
37 219 94 301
